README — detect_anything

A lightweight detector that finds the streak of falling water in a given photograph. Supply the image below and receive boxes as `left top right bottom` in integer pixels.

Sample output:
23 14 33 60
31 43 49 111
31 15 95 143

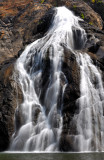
10 6 85 151
74 53 104 151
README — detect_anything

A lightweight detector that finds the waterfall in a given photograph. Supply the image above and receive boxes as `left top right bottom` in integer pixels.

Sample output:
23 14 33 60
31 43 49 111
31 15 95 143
10 6 104 152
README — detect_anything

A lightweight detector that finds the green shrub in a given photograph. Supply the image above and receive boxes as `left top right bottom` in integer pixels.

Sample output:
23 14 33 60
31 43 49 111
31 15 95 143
89 21 93 25
73 5 77 9
40 0 45 4
97 0 103 3
81 13 84 19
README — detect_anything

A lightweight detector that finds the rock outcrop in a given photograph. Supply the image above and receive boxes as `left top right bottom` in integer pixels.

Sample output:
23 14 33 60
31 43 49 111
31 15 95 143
0 57 23 151
0 0 104 151
85 0 104 26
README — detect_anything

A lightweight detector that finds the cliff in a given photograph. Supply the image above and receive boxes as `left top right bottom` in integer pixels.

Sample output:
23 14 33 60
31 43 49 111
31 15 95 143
0 0 104 151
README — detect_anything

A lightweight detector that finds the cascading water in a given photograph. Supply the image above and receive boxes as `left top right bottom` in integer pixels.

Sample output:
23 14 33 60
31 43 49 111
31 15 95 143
74 52 104 151
10 6 104 152
10 6 83 151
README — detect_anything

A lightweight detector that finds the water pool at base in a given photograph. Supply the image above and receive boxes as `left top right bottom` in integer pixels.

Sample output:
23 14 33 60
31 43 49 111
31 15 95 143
0 153 104 160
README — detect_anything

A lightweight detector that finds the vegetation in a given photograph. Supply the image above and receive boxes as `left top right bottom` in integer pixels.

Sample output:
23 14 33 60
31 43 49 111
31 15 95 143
89 21 93 25
88 0 103 3
40 0 45 4
91 0 95 3
84 0 103 3
73 5 77 9
81 13 84 19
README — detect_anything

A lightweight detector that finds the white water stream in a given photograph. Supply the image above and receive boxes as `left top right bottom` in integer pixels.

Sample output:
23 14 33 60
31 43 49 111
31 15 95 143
74 53 104 151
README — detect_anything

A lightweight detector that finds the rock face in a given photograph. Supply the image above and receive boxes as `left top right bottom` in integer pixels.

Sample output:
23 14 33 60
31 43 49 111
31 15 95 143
59 46 80 151
0 0 52 64
85 0 104 25
0 0 104 151
0 58 23 151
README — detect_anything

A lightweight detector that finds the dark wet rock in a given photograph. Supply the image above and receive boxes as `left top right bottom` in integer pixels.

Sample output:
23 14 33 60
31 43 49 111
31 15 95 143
0 121 9 151
15 107 23 132
39 58 51 108
79 21 104 56
59 134 76 152
32 105 41 124
37 8 56 34
62 45 80 112
58 45 80 151
87 39 100 54
0 58 23 151
73 28 87 50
